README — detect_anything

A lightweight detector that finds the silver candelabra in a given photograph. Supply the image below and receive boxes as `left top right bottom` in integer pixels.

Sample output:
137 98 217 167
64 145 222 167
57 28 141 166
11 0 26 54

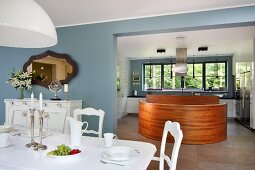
34 110 47 151
26 109 38 148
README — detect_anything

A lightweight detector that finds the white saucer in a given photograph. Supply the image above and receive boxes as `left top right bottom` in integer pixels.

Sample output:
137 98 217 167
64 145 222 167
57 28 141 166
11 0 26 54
101 146 138 162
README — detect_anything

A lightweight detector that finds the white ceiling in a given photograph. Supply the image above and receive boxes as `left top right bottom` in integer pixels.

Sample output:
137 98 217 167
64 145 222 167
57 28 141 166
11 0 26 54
33 1 255 59
35 0 255 27
117 26 255 59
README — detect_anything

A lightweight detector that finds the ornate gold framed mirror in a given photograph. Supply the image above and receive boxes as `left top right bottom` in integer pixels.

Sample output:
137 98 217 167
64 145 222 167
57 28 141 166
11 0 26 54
23 50 78 88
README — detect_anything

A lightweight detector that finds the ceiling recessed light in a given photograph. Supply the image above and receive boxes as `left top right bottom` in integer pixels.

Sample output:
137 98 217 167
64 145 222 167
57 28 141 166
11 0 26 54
157 49 166 53
198 47 208 51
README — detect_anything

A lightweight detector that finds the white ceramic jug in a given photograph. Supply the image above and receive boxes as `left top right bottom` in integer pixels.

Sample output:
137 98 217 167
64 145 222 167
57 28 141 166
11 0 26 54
67 117 88 146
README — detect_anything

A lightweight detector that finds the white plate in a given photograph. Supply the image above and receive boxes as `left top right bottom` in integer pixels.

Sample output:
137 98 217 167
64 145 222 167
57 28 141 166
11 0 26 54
102 146 138 162
0 125 13 133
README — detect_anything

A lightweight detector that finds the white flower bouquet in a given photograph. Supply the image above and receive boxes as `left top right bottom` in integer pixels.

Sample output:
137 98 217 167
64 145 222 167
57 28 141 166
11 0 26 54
7 69 32 99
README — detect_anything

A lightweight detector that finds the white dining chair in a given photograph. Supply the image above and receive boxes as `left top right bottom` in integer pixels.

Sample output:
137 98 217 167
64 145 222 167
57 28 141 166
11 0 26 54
74 107 105 138
10 104 30 128
153 121 183 170
42 107 68 133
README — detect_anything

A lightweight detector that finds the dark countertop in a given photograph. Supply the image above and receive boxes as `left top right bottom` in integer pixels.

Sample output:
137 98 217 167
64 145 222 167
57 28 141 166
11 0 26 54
220 98 235 100
127 95 235 99
127 96 145 98
150 90 228 93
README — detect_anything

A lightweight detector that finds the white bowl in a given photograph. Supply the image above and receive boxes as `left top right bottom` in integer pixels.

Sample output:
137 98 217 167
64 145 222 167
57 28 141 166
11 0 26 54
47 146 83 161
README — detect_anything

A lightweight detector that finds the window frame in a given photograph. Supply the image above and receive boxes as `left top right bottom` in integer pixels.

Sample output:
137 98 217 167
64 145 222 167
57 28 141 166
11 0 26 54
184 62 204 90
143 63 163 90
143 61 227 91
204 61 227 90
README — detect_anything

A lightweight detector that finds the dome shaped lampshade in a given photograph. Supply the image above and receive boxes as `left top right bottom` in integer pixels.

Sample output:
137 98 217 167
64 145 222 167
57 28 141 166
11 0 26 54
0 0 58 48
172 64 188 73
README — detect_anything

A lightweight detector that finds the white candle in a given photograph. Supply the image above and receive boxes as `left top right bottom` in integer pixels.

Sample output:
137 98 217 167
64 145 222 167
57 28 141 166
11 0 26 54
39 92 43 111
31 92 34 109
64 84 68 92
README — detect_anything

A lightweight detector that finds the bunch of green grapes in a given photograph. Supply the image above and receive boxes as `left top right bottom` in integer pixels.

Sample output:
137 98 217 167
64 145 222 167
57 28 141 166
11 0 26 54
47 144 72 156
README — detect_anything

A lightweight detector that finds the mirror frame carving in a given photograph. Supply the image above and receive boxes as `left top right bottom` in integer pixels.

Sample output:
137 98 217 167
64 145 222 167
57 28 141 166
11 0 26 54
23 50 78 88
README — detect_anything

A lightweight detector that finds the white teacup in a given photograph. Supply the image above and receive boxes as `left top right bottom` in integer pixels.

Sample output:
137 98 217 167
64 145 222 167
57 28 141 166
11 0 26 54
103 133 116 147
0 133 11 147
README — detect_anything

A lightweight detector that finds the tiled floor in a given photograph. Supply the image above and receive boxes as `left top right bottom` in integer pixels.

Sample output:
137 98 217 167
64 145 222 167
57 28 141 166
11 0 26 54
117 115 255 170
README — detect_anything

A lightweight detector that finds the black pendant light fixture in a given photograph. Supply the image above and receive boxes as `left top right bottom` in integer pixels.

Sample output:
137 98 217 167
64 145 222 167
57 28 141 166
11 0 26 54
215 59 219 78
170 60 173 79
149 58 152 79
181 76 185 90
193 59 195 78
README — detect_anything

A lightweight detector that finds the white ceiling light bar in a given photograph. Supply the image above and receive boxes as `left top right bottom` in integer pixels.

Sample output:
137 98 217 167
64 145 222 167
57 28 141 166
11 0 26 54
0 0 57 48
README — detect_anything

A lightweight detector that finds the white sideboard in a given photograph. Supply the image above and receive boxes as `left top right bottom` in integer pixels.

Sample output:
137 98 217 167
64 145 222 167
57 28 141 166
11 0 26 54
219 99 236 118
126 97 146 114
4 99 82 133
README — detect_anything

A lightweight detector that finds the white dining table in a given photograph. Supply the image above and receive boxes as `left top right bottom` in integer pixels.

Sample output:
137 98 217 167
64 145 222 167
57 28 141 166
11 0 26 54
0 134 156 170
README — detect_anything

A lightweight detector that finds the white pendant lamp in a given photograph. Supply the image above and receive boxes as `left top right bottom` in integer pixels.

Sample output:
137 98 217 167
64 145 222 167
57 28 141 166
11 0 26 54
172 64 188 73
173 48 188 74
0 0 58 48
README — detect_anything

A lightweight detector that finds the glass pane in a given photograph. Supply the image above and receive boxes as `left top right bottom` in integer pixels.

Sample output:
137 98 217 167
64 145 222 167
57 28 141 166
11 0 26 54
153 65 161 77
163 64 172 89
164 64 171 77
206 63 225 76
164 77 173 89
218 63 225 76
206 62 226 90
163 64 183 89
144 64 161 89
185 76 203 89
145 65 151 77
206 63 216 76
187 63 203 77
206 76 226 90
173 76 181 89
145 77 161 89
236 62 253 74
144 65 161 78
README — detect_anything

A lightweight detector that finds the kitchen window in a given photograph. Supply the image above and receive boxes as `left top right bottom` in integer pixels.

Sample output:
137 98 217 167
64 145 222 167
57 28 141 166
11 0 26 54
143 61 227 91
144 64 161 90
205 62 226 90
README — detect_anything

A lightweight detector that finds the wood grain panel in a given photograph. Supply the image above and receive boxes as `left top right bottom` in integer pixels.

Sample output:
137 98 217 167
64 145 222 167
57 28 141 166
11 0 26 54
139 101 227 144
146 95 219 105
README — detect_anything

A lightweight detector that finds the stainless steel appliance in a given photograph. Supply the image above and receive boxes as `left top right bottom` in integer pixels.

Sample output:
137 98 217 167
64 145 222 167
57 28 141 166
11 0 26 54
235 71 252 129
235 90 241 120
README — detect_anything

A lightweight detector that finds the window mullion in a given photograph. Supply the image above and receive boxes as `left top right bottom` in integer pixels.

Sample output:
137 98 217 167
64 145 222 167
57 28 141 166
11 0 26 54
161 64 164 89
203 62 206 90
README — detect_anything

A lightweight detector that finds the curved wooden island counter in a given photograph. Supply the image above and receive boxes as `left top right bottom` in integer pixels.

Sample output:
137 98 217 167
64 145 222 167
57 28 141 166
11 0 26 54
139 95 227 144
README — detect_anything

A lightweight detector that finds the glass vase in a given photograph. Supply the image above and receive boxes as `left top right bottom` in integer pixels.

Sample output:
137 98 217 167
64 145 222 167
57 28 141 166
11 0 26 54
19 88 24 99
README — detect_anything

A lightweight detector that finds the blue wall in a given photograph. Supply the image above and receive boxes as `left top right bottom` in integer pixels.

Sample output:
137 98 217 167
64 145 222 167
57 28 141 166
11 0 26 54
0 6 255 132
130 56 233 97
